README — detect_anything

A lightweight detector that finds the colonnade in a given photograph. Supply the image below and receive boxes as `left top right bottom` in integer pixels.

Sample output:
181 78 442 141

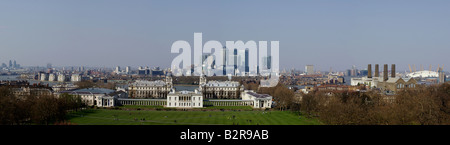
118 99 166 106
203 100 253 106
118 99 255 107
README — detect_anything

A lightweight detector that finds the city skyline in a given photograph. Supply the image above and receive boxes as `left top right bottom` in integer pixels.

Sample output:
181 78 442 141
1 0 449 71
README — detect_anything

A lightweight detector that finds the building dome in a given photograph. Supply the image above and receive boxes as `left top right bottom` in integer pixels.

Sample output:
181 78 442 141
406 70 439 78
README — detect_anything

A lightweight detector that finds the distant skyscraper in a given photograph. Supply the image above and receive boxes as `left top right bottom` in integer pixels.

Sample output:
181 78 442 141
350 65 357 76
262 56 272 70
222 46 227 75
126 66 130 74
13 60 16 68
115 66 121 74
305 65 314 75
9 60 12 68
245 49 249 73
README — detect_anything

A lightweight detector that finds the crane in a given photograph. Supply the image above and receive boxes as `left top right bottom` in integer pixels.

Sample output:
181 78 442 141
408 64 412 73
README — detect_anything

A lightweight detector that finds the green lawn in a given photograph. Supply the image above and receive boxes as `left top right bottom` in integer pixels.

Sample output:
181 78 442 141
67 109 321 125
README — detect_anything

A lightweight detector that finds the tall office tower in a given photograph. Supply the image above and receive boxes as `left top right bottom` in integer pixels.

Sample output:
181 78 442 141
375 64 379 77
245 49 249 73
126 66 130 74
222 46 227 75
236 49 246 74
9 60 12 68
368 64 372 78
115 66 121 74
305 65 314 75
262 56 272 70
233 49 238 71
13 60 16 68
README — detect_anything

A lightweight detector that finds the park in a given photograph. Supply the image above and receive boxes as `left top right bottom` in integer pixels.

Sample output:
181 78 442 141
66 106 321 125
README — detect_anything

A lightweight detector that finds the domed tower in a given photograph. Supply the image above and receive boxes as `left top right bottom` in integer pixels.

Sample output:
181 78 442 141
165 72 173 89
199 74 207 86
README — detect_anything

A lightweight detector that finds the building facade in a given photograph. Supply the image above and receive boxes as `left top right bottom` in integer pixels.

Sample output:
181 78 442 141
241 90 273 109
58 88 127 107
128 75 173 99
166 90 203 108
199 75 244 99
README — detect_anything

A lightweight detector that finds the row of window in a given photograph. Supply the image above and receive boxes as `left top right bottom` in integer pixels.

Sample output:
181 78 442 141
168 102 201 107
397 83 415 89
168 96 202 101
205 88 238 91
130 87 168 90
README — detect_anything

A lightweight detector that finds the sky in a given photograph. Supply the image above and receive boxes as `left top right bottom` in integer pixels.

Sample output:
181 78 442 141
0 0 449 71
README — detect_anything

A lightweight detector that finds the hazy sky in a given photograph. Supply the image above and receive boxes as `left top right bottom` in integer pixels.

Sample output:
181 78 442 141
0 0 449 71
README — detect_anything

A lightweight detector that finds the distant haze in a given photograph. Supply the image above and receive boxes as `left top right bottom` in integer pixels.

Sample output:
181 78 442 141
0 0 449 71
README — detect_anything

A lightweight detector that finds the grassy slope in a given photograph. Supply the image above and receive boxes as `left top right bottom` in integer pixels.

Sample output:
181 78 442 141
67 109 321 125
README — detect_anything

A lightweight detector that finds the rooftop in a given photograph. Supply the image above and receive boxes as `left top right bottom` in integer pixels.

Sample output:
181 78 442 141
246 92 272 98
203 80 240 87
61 88 115 95
130 80 166 86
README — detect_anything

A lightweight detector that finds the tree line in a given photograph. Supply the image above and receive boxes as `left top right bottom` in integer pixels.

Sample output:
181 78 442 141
247 81 450 125
296 83 450 125
0 86 85 125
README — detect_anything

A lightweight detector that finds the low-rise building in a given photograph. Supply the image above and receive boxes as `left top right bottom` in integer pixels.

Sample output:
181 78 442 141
58 88 127 107
378 77 417 94
241 90 272 109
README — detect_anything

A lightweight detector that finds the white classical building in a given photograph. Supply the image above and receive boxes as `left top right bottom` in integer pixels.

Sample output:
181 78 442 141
241 90 273 109
58 88 127 107
128 80 171 99
127 74 173 99
199 75 244 99
166 90 203 108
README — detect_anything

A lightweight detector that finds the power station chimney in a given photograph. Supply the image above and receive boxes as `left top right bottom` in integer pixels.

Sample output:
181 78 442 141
384 64 388 81
391 64 396 78
368 64 372 78
375 64 379 77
